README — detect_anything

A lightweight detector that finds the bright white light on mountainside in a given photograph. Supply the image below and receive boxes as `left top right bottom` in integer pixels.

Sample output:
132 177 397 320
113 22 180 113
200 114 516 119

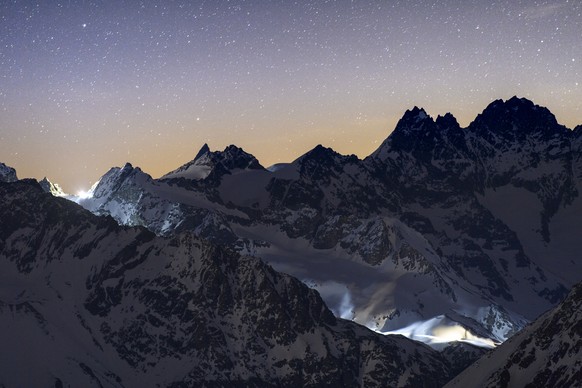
76 189 92 199
384 316 497 349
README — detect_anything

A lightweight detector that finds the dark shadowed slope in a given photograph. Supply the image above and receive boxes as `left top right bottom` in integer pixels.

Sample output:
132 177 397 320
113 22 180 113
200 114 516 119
0 180 451 387
446 282 582 388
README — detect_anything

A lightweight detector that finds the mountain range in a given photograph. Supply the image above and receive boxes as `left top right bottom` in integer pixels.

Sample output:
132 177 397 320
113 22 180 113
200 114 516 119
64 97 581 347
1 96 581 386
0 179 452 387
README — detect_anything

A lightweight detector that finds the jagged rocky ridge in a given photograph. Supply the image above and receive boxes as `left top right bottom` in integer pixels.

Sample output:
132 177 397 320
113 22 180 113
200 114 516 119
446 282 582 387
0 180 453 387
73 97 581 346
0 162 17 183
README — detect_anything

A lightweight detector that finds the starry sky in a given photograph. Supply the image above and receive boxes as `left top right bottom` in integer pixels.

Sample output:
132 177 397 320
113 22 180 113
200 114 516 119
1 0 581 192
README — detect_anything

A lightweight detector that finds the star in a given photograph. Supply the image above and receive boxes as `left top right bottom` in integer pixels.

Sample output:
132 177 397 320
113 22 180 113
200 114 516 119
0 1 581 191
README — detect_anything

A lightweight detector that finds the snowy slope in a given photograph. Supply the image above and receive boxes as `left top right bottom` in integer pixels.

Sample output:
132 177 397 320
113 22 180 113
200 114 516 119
232 217 528 345
446 282 582 387
0 180 453 387
73 162 241 242
39 177 67 197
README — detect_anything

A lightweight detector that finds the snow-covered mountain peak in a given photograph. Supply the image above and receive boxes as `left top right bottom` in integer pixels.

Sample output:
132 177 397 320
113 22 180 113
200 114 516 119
289 145 362 187
0 162 18 183
219 144 264 170
86 162 150 202
162 144 264 181
367 106 443 162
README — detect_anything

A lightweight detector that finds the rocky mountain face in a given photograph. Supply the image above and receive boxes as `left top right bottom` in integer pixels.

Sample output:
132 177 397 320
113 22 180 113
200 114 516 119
361 97 580 334
446 282 582 387
441 342 489 379
0 162 17 183
72 97 581 348
78 162 239 242
0 180 453 387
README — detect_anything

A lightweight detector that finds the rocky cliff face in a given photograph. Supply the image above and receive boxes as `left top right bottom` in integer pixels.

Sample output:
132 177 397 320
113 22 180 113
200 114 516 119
446 282 582 388
0 180 451 387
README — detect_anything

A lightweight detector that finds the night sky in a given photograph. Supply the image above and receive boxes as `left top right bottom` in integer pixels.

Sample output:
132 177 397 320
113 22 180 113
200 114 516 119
1 1 581 193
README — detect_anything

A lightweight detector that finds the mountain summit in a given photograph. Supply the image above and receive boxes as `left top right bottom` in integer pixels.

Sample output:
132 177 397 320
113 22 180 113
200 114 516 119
470 96 569 141
162 144 264 181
